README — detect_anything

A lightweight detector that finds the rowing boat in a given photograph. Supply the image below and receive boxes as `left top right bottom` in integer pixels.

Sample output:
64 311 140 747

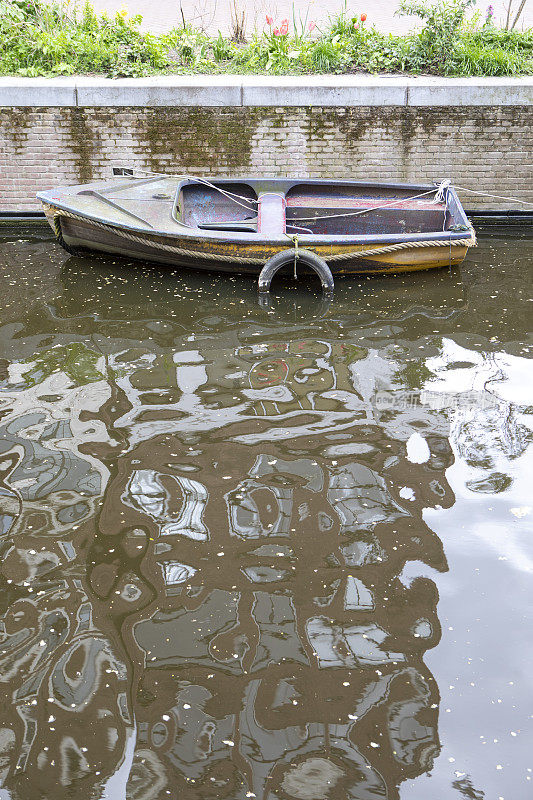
37 175 476 282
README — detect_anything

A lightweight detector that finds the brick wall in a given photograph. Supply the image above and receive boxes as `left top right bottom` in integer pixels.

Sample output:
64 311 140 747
1 105 531 212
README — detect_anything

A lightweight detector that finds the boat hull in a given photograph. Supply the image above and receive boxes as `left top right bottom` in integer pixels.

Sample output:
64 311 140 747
49 212 470 276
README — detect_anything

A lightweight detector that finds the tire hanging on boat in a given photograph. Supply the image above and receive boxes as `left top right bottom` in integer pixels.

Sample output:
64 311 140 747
258 249 335 295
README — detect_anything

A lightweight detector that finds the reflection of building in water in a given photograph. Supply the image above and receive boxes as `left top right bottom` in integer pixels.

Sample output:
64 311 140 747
87 400 452 799
0 492 132 798
0 331 455 800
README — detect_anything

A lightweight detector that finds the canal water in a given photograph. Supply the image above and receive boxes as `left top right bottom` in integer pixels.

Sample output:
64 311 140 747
0 224 531 800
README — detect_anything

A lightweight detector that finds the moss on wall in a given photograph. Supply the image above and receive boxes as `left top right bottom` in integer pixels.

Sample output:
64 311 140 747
0 109 31 154
66 108 97 184
143 108 261 174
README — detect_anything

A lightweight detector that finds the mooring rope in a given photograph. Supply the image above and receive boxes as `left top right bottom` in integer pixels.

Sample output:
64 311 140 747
133 170 454 222
125 171 533 216
452 186 533 208
434 179 451 205
289 233 299 278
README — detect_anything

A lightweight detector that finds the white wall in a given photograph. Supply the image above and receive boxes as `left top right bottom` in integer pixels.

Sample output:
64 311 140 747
86 0 533 35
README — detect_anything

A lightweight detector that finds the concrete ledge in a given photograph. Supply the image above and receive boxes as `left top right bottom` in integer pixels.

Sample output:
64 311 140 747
240 76 409 106
406 76 533 106
75 76 242 107
1 75 532 108
0 77 77 107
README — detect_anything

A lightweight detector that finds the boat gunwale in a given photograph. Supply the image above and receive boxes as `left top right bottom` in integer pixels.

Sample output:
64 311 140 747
37 177 472 247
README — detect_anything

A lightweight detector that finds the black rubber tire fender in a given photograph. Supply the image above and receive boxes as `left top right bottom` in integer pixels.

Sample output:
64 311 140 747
258 248 334 294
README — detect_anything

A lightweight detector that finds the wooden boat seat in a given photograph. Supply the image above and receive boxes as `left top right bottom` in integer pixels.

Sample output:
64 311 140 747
257 193 286 236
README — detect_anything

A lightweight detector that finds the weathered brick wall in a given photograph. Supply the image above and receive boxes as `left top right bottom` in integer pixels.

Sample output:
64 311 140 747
0 105 531 211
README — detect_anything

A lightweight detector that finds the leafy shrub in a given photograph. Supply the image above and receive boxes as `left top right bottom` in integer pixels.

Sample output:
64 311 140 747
396 0 477 72
233 16 313 73
307 36 349 72
0 0 170 77
163 26 211 68
212 31 236 62
452 38 530 75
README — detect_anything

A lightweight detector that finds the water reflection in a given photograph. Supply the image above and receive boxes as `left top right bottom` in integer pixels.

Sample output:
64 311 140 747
91 418 450 798
0 232 531 799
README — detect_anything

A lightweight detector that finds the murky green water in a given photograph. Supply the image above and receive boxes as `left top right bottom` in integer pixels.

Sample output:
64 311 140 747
0 225 531 800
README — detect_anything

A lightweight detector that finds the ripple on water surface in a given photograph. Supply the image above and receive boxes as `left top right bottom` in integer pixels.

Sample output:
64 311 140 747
0 226 531 800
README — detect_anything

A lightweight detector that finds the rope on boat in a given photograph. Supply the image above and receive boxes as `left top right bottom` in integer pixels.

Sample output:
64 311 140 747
289 234 300 278
132 171 260 213
49 207 476 265
434 179 451 205
120 171 533 217
326 229 477 261
132 170 449 222
52 212 82 256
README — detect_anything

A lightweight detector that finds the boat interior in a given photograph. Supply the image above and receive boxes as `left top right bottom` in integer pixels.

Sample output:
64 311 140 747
41 176 469 241
175 179 458 238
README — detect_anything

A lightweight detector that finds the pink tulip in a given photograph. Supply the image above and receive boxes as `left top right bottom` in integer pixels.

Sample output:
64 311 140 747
266 14 273 25
279 18 289 35
308 20 316 31
273 27 280 35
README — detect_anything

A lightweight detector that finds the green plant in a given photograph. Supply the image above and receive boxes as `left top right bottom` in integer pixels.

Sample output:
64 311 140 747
454 39 522 73
290 0 311 41
328 7 355 37
0 0 170 77
212 30 235 61
164 26 211 66
307 35 349 71
397 0 476 72
249 15 300 72
0 0 531 78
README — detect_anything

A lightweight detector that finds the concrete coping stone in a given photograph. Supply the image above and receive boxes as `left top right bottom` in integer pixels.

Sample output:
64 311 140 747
0 75 532 108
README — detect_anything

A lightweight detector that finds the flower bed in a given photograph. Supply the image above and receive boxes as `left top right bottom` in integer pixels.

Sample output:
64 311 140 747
0 0 531 78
